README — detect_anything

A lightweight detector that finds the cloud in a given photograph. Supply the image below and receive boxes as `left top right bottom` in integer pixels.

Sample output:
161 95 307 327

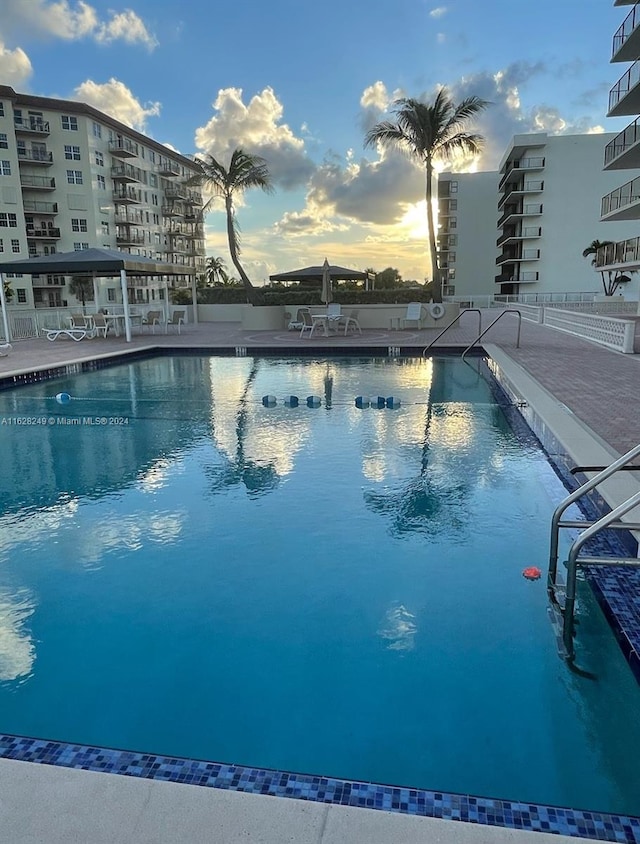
72 78 161 131
0 1 156 49
194 87 315 191
0 41 32 86
429 6 447 18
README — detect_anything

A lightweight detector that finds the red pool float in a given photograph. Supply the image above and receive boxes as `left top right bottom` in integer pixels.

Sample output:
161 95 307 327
522 566 542 581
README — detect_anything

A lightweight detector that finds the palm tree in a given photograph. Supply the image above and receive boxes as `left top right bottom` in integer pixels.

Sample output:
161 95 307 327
205 255 229 287
582 239 622 295
193 149 273 305
364 90 488 302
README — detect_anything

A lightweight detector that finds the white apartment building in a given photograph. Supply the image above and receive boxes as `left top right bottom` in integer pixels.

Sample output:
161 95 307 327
0 85 205 309
597 1 640 275
437 171 499 299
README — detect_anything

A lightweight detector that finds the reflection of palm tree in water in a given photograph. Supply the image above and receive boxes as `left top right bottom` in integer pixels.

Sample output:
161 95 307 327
364 358 472 537
206 360 279 498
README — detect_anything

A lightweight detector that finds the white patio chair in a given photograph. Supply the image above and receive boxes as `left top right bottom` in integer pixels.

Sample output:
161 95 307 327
166 310 186 334
402 302 425 329
339 308 362 335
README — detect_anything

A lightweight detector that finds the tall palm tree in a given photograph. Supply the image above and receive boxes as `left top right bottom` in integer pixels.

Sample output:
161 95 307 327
205 255 229 287
364 90 488 302
194 149 273 305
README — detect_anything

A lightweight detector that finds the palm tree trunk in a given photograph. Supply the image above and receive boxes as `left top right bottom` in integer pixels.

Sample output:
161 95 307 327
425 159 442 303
226 196 259 306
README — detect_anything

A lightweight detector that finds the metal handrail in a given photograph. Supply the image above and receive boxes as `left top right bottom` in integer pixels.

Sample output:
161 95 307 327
460 309 521 362
547 441 640 661
421 308 482 357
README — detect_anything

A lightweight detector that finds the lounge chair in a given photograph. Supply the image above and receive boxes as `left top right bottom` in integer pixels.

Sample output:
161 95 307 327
166 310 185 334
70 313 89 330
339 308 362 335
141 310 163 334
402 302 425 329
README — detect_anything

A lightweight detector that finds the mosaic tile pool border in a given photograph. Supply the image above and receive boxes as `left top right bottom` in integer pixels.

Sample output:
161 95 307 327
0 734 639 842
1 347 640 841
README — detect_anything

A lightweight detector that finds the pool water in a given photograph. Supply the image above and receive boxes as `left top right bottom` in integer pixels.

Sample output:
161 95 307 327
1 354 640 816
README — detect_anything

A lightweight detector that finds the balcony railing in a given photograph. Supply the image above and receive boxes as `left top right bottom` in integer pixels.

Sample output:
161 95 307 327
17 148 53 164
14 117 50 134
116 233 146 246
604 116 640 166
613 3 640 58
20 174 55 190
23 200 58 214
26 227 60 239
157 160 181 177
601 175 640 215
609 59 640 113
114 187 142 203
109 139 138 157
596 237 640 267
498 157 545 188
111 164 143 181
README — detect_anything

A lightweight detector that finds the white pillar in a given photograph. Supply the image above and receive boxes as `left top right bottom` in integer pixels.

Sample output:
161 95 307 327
164 280 170 326
120 269 132 342
0 272 11 342
92 276 100 312
190 274 199 324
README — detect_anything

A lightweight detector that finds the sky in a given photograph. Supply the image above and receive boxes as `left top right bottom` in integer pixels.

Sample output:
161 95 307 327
0 0 632 283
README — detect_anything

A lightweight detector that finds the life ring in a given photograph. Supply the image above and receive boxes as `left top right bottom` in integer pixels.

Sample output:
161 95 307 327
428 302 446 320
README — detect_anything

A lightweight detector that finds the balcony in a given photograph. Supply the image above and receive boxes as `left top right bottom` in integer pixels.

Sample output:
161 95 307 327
157 160 181 177
498 157 545 190
494 271 539 284
23 200 58 214
17 148 53 165
31 274 65 286
496 249 540 266
161 204 185 217
26 226 60 239
604 116 640 169
114 187 141 204
497 226 542 247
601 175 640 220
596 236 640 270
498 181 544 209
111 164 143 182
109 139 138 158
165 185 189 201
612 3 640 62
609 60 640 116
497 203 543 227
115 212 144 225
116 232 146 246
20 174 55 190
14 117 50 135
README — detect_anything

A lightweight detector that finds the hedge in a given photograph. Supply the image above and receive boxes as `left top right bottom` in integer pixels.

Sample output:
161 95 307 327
196 288 434 306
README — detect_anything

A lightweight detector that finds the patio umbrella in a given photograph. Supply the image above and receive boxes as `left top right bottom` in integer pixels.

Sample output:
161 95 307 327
321 258 333 304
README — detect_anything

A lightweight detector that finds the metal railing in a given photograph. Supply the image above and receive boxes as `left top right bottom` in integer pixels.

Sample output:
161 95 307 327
548 443 640 662
460 309 522 362
421 309 482 357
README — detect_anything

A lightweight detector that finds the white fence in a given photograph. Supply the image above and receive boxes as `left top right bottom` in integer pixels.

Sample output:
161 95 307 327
515 305 637 353
4 306 166 340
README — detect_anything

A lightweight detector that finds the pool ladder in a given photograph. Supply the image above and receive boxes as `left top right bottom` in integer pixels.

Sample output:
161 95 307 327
421 308 522 359
548 442 640 662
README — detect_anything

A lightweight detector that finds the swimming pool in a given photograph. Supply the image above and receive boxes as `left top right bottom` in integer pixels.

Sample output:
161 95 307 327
1 354 640 819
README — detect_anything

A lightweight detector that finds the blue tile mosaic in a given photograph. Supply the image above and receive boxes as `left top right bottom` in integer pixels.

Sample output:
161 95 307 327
1 347 640 841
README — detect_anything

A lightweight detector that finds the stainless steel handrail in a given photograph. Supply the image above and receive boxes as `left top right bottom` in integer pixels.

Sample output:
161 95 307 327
421 308 482 357
460 309 521 362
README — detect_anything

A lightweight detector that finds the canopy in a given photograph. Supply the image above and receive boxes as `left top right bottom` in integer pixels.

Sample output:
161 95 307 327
269 263 375 284
0 248 196 343
0 247 182 277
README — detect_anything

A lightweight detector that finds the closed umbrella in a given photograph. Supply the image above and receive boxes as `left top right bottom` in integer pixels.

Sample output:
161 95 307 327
321 258 332 304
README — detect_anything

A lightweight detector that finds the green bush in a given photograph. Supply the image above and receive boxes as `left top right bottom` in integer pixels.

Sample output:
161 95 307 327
197 287 434 306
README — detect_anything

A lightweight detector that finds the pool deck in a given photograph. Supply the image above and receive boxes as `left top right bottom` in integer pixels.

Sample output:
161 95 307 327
1 312 639 843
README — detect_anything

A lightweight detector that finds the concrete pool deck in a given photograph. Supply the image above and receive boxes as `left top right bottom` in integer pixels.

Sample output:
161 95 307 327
1 311 639 843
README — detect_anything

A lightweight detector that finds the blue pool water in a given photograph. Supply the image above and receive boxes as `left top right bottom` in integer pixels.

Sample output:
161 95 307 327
1 354 640 816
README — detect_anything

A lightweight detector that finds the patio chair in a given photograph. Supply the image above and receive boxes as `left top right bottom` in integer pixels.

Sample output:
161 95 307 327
327 303 341 317
339 308 362 335
287 308 307 331
141 310 163 334
70 313 89 330
402 302 425 329
166 310 185 334
299 309 314 338
91 313 109 338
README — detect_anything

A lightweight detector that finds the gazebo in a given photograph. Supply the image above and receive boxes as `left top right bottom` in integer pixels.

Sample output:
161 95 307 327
269 263 375 290
0 248 196 343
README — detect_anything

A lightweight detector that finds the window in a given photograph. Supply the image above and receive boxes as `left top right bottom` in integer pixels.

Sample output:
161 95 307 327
0 103 4 117
67 170 83 184
0 239 3 252
450 218 457 229
97 174 106 190
61 115 78 130
0 134 7 149
101 221 109 236
73 242 89 251
1 160 10 176
71 218 88 232
0 213 17 227
17 289 27 303
150 151 155 163
149 173 157 188
449 199 458 211
11 239 20 253
448 235 458 246
92 122 102 138
107 288 116 301
449 181 458 193
449 251 456 263
95 151 104 166
64 145 81 160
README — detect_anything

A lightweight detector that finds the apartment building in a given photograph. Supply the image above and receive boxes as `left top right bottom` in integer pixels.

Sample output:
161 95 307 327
437 171 499 298
0 85 205 309
598 1 640 276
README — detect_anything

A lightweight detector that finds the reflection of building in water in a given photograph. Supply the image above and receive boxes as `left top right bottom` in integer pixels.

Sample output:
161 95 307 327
0 588 35 682
0 356 214 514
